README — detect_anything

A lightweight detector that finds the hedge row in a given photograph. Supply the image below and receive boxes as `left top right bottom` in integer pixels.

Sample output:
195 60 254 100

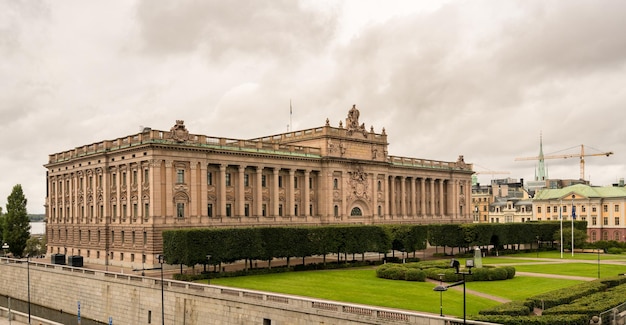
542 282 626 317
473 314 590 325
376 261 515 282
527 280 607 310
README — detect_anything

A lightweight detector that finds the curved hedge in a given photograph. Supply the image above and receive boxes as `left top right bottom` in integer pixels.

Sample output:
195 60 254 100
376 262 515 282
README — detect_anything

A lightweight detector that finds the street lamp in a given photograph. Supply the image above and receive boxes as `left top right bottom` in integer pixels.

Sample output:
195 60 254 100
436 273 445 317
2 242 8 257
433 259 474 324
26 254 31 325
156 254 165 325
536 236 540 258
206 255 211 285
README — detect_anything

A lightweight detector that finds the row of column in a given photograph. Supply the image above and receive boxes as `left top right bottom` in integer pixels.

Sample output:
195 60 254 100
387 176 469 218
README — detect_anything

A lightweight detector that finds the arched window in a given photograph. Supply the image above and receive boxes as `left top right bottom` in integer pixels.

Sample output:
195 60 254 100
591 231 596 241
351 207 362 216
614 231 620 241
333 178 338 189
334 205 339 217
378 205 382 216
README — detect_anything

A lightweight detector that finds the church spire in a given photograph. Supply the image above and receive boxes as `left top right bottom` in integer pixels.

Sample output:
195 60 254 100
536 132 547 181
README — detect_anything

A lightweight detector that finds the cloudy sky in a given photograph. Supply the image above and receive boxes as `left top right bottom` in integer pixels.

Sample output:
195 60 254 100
2 0 625 214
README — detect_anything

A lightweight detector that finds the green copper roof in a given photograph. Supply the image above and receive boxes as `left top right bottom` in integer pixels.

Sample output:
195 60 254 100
534 183 626 200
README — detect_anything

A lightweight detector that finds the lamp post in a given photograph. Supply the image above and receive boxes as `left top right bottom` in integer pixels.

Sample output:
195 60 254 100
536 236 540 258
437 273 445 316
597 248 601 278
206 255 212 285
2 242 8 257
433 259 474 324
26 254 31 325
156 254 165 325
559 199 563 259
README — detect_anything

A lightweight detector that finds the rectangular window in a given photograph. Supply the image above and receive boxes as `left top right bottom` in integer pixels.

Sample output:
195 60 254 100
112 204 117 218
111 231 115 243
279 204 283 216
547 206 551 213
309 177 313 189
120 253 124 261
604 217 609 225
244 204 250 217
310 204 314 216
592 217 597 226
244 174 249 187
144 169 149 183
563 206 567 213
294 177 298 189
132 231 136 244
121 231 125 243
143 232 147 245
615 205 620 212
225 173 231 187
582 205 586 213
131 254 135 262
262 175 267 187
604 205 608 212
208 203 213 217
133 170 138 185
615 217 620 226
133 203 138 218
144 203 149 218
177 169 184 184
262 204 267 217
177 203 185 218
278 176 283 188
122 204 127 218
537 206 541 213
294 204 298 216
207 171 213 185
592 206 597 212
226 203 232 217
122 172 126 185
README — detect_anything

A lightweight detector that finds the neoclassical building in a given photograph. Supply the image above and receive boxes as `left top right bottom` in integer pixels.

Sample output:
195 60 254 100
533 183 626 243
45 105 474 268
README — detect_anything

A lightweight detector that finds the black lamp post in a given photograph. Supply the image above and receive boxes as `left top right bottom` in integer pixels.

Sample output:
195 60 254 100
433 259 473 324
1 242 8 257
206 255 211 284
157 254 165 325
437 273 445 316
27 254 31 325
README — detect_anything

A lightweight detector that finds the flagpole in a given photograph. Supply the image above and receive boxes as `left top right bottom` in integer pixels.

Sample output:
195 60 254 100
560 199 563 259
289 99 293 132
571 195 575 257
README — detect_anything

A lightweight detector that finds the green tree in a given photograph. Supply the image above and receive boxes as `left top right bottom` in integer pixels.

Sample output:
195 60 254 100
0 206 5 244
4 184 31 257
25 235 46 256
553 226 588 251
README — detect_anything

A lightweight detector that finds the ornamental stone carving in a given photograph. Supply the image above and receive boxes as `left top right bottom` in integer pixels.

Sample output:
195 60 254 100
169 120 191 143
348 164 369 200
346 105 368 137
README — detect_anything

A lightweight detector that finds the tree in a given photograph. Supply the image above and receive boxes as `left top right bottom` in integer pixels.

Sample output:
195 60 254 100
25 235 46 256
4 184 30 257
0 206 5 244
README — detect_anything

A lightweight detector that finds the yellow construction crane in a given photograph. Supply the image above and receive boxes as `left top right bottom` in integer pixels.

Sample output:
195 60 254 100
473 164 510 178
515 144 613 180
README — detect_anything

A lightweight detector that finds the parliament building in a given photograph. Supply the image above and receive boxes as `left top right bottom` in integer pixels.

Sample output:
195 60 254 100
45 105 474 268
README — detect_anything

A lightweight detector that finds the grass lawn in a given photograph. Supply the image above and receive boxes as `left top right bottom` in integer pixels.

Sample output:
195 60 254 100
465 276 582 301
511 251 626 260
512 262 626 278
210 268 537 317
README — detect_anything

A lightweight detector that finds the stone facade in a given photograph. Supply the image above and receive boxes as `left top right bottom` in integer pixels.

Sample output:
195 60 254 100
45 105 474 268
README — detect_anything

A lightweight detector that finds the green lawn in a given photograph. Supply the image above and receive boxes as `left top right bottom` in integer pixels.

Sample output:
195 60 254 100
511 262 626 278
465 276 582 301
204 255 626 319
210 269 501 316
511 251 626 260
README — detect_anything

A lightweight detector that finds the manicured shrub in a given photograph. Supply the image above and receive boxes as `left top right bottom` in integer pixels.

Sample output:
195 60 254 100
405 268 426 281
478 300 531 316
473 314 590 325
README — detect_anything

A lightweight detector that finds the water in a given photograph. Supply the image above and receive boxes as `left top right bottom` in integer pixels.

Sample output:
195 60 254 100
29 221 46 235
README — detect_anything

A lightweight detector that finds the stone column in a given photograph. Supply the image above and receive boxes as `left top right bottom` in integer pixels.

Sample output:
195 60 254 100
288 169 295 216
400 176 406 217
238 165 246 217
255 166 263 217
383 174 389 217
420 178 426 217
303 170 310 217
219 164 227 217
199 163 208 220
164 161 174 221
190 162 199 217
429 178 435 217
410 177 417 217
439 179 445 217
273 168 280 216
389 175 395 217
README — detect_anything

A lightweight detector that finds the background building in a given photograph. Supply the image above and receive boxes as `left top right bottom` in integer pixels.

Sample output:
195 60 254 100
45 105 474 268
532 184 626 243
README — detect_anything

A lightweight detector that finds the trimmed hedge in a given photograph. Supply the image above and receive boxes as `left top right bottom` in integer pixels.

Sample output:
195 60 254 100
527 281 607 310
376 262 515 282
473 314 590 325
542 283 626 317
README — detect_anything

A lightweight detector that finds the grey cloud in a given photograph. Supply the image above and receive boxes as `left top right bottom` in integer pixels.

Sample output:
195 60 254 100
134 0 338 63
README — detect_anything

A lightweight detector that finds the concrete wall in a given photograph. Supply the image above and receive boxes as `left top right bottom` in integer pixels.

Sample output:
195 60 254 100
0 258 494 325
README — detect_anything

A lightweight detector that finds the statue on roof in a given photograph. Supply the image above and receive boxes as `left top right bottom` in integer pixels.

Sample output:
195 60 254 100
169 120 190 143
346 104 367 137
